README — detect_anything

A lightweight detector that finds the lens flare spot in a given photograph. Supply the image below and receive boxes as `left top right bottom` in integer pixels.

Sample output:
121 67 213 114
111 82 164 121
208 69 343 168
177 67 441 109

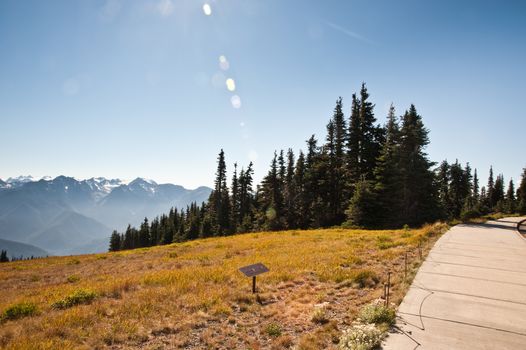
226 78 236 91
231 95 241 109
219 55 230 71
202 3 212 16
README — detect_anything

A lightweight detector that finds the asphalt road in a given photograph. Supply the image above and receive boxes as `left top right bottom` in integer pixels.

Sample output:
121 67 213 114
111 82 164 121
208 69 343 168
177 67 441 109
383 217 526 350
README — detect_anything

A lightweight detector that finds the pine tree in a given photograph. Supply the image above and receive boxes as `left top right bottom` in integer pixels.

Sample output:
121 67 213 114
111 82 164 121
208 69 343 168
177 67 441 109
122 224 134 250
238 162 255 230
208 149 231 235
436 160 451 218
493 174 505 212
398 104 438 226
374 104 402 227
0 250 9 263
331 97 349 223
517 167 526 214
138 218 150 248
358 83 383 181
230 163 240 232
486 166 495 209
345 177 377 227
284 148 296 228
473 169 480 203
325 119 338 224
258 152 284 230
347 93 361 184
505 179 516 214
303 135 319 228
109 230 121 251
294 150 308 228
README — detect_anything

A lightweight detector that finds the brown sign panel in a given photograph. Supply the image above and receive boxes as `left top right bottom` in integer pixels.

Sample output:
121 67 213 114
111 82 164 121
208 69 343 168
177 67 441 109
239 263 269 277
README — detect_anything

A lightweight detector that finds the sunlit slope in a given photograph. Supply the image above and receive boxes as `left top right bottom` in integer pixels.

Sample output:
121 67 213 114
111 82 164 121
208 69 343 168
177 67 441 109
0 223 447 349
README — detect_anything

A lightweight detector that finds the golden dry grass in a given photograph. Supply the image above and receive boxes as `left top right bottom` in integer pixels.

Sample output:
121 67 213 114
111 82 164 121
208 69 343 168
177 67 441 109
0 223 448 349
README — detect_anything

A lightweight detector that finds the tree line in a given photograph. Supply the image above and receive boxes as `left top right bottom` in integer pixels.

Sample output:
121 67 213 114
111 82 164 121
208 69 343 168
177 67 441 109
0 250 45 263
109 83 526 251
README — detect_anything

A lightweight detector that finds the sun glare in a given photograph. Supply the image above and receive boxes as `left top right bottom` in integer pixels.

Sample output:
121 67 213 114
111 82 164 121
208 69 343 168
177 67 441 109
226 78 236 92
202 3 212 16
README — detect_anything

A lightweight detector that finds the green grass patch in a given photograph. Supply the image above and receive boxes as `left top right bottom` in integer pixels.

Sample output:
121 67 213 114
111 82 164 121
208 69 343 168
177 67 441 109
52 289 97 309
1 302 38 321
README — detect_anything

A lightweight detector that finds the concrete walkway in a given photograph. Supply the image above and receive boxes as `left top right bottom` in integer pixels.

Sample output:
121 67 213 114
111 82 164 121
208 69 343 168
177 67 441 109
383 217 526 350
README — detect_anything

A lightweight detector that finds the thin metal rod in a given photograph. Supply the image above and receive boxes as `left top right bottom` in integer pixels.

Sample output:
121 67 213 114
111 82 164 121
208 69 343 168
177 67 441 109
387 272 391 306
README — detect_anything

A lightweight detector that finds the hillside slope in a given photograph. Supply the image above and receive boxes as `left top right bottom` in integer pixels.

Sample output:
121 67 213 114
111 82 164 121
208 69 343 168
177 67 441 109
0 238 49 259
0 224 447 349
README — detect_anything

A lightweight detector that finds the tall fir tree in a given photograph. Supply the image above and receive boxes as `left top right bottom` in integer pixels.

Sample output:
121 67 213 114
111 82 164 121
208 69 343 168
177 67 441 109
357 83 384 181
109 230 121 251
486 166 495 209
517 167 526 214
374 104 403 227
398 104 438 226
505 179 516 214
0 250 9 262
347 93 361 184
493 174 505 212
230 163 240 232
284 148 297 228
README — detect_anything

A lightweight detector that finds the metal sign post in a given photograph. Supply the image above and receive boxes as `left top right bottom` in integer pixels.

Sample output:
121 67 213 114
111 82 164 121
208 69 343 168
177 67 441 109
239 263 269 293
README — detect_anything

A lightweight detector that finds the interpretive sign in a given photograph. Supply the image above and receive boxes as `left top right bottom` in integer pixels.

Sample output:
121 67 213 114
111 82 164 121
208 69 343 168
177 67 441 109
239 263 269 293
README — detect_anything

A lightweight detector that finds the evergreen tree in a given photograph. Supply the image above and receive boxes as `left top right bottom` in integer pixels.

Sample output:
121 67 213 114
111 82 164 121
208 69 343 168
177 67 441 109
122 224 134 250
294 150 308 228
331 97 349 223
505 179 516 214
347 94 361 184
398 105 438 226
109 230 121 251
303 135 319 227
208 149 231 235
473 169 480 203
0 250 9 263
358 83 384 181
493 174 505 212
345 178 377 227
257 152 284 230
324 119 338 224
284 148 296 228
230 163 240 232
486 166 495 209
374 104 402 227
139 218 150 247
436 160 451 218
517 167 526 214
238 162 255 230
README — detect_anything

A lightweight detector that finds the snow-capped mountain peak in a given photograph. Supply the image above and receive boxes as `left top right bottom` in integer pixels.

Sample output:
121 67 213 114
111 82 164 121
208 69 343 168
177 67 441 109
6 175 34 184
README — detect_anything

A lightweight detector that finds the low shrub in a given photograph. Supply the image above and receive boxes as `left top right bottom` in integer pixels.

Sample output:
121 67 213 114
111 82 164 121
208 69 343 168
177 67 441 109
311 306 329 324
52 289 97 309
338 323 383 350
1 302 38 321
66 275 80 283
265 322 282 337
353 270 379 288
358 302 396 326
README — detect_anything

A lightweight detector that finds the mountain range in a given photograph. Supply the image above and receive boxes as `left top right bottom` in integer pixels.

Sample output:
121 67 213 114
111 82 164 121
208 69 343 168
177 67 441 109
0 176 212 256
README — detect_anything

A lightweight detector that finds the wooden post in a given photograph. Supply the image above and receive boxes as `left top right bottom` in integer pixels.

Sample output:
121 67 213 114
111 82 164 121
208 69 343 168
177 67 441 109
252 276 256 293
387 272 391 306
404 252 408 280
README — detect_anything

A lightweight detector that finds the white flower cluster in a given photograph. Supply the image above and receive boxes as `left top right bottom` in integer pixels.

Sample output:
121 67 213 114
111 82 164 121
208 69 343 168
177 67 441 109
338 323 383 350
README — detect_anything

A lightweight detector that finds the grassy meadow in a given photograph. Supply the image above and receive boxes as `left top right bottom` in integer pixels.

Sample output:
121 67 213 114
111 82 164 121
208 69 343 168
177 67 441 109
0 223 448 349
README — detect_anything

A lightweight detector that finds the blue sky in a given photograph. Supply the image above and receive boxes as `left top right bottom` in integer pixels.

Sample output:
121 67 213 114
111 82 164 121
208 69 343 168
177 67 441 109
1 0 525 189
